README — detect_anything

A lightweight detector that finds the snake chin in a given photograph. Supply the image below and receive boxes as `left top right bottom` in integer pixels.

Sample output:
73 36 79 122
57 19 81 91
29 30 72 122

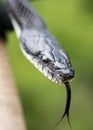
46 71 74 84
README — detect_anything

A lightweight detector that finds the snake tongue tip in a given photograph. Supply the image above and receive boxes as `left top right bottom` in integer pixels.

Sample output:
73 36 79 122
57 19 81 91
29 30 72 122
67 113 71 127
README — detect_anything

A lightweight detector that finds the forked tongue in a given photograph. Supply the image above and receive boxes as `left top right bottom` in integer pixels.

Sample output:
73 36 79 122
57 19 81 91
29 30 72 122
55 81 71 127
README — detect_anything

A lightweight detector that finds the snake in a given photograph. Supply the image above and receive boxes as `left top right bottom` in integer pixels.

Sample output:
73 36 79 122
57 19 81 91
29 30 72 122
6 0 75 126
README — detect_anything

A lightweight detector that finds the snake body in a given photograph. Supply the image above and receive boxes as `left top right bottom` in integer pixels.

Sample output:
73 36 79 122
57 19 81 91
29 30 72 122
7 0 75 125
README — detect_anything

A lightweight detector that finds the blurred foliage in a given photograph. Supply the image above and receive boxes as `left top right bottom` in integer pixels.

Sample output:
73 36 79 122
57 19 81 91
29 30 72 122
81 0 93 13
5 0 93 130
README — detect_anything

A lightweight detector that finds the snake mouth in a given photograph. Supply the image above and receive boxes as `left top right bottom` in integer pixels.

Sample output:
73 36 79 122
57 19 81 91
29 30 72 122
50 68 75 84
62 72 74 83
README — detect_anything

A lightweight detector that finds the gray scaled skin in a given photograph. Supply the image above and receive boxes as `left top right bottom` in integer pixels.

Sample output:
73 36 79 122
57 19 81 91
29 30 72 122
7 0 75 126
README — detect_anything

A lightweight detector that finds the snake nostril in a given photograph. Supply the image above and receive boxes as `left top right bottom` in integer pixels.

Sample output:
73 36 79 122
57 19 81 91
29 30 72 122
57 73 63 79
59 74 62 78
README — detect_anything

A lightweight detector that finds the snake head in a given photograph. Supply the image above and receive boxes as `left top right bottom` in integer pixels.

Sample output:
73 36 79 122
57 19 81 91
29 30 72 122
38 44 75 84
20 29 75 84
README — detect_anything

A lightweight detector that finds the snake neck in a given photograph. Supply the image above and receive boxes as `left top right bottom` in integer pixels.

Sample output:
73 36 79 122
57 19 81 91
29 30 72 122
7 0 46 32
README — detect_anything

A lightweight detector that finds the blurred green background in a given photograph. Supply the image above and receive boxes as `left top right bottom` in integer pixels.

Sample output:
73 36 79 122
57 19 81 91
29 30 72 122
6 0 93 130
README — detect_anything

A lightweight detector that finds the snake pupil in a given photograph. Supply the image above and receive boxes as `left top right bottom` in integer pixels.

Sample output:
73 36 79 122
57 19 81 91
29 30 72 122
42 59 49 64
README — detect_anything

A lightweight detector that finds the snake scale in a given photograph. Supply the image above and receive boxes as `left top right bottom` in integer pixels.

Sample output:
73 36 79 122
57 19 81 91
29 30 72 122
6 0 75 126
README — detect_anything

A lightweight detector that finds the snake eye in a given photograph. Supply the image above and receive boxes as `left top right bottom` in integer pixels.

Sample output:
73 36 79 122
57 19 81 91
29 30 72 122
42 58 49 64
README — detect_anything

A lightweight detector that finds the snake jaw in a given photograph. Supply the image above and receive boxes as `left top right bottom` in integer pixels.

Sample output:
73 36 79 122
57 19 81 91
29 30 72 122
50 67 74 84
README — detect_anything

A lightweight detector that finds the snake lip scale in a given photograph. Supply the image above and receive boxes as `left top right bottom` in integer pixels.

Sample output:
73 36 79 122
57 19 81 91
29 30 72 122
7 0 75 126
